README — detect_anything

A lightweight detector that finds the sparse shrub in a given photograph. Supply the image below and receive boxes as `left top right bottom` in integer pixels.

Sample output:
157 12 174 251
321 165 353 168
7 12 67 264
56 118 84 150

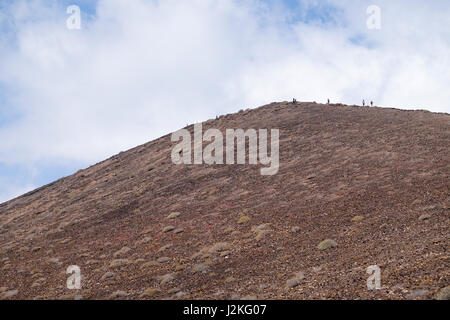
351 216 364 222
317 239 337 250
237 216 250 224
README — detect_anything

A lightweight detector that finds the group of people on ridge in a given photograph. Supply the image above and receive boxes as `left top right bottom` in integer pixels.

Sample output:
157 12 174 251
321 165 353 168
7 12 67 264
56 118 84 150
292 98 373 107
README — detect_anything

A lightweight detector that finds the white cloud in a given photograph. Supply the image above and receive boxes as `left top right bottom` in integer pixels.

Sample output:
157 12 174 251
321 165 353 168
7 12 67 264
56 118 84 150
0 0 449 201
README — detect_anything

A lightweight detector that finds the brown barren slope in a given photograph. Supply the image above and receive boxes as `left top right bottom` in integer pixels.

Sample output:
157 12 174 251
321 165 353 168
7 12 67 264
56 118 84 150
0 102 449 300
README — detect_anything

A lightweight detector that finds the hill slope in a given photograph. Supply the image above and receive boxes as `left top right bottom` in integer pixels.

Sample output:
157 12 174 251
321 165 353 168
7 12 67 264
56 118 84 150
0 102 449 300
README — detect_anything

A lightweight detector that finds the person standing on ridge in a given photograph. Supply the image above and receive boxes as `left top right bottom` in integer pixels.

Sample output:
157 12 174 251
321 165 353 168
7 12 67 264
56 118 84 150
371 101 373 107
327 99 330 105
293 98 297 104
362 100 365 107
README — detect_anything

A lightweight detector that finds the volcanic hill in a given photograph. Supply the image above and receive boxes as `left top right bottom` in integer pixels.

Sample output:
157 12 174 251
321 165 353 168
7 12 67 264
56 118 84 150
0 101 449 300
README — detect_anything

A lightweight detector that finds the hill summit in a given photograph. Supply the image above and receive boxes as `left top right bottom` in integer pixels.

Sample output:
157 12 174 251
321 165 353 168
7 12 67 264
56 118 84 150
0 101 449 300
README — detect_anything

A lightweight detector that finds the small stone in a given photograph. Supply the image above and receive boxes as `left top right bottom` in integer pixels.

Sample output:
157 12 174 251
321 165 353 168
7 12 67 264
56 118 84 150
168 288 181 294
436 286 450 300
175 291 188 298
255 230 271 241
406 289 428 299
317 239 337 250
192 263 210 274
167 212 181 219
109 259 132 268
141 288 160 298
157 257 170 263
163 226 175 233
158 273 175 285
0 287 8 293
291 226 300 233
113 247 131 258
158 244 172 252
173 228 184 234
220 251 231 257
101 272 116 281
209 242 230 254
241 295 257 300
2 289 18 298
31 247 41 253
109 290 127 299
286 272 305 288
48 257 60 264
175 264 186 271
419 214 431 221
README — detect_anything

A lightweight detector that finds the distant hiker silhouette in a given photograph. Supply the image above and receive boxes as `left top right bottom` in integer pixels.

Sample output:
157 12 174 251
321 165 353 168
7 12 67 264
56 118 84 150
370 101 373 107
293 98 297 104
327 99 330 105
362 100 365 107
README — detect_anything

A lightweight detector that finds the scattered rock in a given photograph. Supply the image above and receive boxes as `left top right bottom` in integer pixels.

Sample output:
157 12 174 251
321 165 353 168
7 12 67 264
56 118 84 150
158 273 175 285
141 226 153 235
312 266 322 273
241 295 257 300
1 289 18 298
175 264 186 271
109 259 132 268
209 242 230 254
291 226 301 233
101 272 116 281
436 286 450 300
48 257 60 264
286 272 305 288
419 214 431 221
167 212 181 219
406 289 428 299
109 290 128 299
157 257 170 263
220 251 231 257
31 247 41 253
230 293 240 300
163 226 175 233
317 239 338 250
133 258 146 264
0 287 7 293
192 263 210 274
141 288 160 298
158 244 172 252
168 288 181 294
255 229 271 241
173 228 184 234
113 246 131 258
175 291 188 298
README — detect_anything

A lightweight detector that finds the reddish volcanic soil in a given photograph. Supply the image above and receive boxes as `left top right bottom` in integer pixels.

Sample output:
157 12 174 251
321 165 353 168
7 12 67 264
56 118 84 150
0 101 449 300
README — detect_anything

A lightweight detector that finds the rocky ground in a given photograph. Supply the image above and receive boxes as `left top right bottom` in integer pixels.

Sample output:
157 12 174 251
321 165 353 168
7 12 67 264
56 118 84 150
0 102 449 300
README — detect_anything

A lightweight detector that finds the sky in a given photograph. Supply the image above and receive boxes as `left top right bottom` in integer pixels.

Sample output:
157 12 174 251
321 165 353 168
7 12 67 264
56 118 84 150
0 0 449 203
